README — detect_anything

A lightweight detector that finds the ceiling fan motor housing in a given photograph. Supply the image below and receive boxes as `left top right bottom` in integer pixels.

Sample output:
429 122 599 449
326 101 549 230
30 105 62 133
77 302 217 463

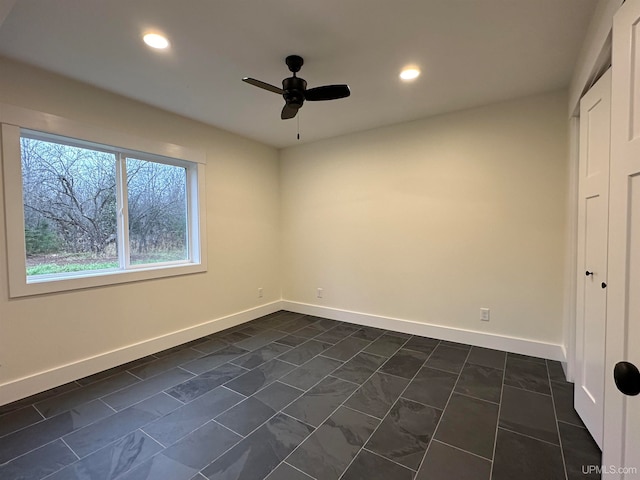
285 55 304 73
283 76 306 107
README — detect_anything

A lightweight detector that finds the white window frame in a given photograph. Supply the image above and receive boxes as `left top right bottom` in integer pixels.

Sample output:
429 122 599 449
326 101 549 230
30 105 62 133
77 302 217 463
1 104 207 297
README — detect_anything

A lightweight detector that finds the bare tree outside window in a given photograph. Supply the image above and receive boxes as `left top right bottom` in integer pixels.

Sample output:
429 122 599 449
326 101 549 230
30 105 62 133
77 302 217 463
21 137 189 277
22 137 118 275
127 158 187 265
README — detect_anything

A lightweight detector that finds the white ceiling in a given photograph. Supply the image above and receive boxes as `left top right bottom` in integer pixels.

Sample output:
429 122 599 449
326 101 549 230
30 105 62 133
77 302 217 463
0 0 597 148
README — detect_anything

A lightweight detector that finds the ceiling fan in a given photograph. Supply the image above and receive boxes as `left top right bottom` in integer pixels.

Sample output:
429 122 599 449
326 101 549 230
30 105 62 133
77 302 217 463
243 55 350 120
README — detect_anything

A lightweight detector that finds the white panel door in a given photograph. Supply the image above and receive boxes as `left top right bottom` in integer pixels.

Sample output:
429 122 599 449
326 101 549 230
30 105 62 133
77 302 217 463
603 0 640 477
576 68 611 449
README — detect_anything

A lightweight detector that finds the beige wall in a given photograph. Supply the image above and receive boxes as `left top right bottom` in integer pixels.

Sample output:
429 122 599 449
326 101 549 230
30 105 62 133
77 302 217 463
280 91 568 344
0 58 281 388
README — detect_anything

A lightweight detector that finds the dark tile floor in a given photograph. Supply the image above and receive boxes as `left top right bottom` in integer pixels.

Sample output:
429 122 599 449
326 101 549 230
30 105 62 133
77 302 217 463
0 311 601 480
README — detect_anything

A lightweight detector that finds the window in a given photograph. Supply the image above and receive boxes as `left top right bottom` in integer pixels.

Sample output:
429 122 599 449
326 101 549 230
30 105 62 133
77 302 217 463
1 106 206 297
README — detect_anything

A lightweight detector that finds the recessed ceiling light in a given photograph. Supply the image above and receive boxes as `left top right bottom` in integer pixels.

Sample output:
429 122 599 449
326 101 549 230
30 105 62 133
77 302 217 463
400 67 420 81
143 33 169 50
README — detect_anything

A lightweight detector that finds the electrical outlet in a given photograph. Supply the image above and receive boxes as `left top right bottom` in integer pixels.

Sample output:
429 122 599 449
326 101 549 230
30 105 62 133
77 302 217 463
317 287 323 299
480 308 490 321
258 287 263 298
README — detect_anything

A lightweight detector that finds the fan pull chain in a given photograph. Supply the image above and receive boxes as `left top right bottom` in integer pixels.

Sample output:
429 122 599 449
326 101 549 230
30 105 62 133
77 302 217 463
297 114 300 140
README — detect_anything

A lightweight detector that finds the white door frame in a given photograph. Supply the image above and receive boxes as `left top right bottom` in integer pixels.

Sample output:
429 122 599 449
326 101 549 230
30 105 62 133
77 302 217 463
602 1 640 477
565 0 622 384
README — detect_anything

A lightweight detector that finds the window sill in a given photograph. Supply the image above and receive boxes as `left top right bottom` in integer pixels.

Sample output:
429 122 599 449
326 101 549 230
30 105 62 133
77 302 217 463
10 262 207 298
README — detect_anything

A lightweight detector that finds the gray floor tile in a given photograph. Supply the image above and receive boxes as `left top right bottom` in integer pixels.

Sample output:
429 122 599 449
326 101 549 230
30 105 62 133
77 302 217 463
224 359 296 396
154 339 210 357
231 343 291 370
277 340 333 365
551 381 584 427
434 393 498 460
265 463 313 480
103 368 194 411
379 348 429 379
180 346 249 375
322 337 370 362
142 386 244 446
255 312 300 329
35 372 140 418
253 382 304 411
547 360 567 383
363 334 407 357
284 377 358 427
345 372 409 419
46 430 163 480
0 439 77 480
0 399 113 464
492 428 565 480
191 338 228 355
384 331 412 339
425 345 468 374
129 349 203 380
218 330 251 344
265 311 306 327
499 385 559 444
166 363 247 403
120 421 241 480
215 397 276 436
504 357 551 395
341 449 414 480
273 335 309 348
365 397 441 470
455 363 503 403
466 346 506 370
286 406 379 480
559 421 602 480
403 335 440 353
0 382 80 416
201 414 313 480
415 440 491 480
280 356 343 390
507 352 547 364
314 324 361 344
332 352 386 384
63 393 181 458
308 317 342 331
291 324 326 339
238 325 267 336
351 326 386 341
440 340 472 350
159 420 241 471
0 405 44 437
402 366 457 409
272 317 316 334
235 330 287 352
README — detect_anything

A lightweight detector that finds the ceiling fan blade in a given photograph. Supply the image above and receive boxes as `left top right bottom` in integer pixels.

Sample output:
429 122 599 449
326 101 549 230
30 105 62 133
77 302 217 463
242 77 284 94
281 103 299 120
305 84 350 101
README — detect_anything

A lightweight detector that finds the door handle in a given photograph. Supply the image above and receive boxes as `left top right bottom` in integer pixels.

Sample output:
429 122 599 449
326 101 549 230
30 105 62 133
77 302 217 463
586 271 593 276
614 361 640 396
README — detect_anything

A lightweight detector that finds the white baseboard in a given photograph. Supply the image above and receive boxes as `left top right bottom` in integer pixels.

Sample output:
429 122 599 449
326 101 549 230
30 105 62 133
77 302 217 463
0 301 282 406
282 300 566 362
